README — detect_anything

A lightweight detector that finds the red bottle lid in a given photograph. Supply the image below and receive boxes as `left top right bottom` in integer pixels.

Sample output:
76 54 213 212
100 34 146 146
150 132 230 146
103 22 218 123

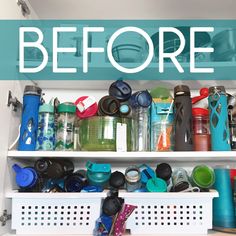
74 96 98 119
192 107 209 117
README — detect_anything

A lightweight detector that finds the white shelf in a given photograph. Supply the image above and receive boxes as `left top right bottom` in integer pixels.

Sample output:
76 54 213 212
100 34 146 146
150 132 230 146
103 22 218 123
7 150 236 162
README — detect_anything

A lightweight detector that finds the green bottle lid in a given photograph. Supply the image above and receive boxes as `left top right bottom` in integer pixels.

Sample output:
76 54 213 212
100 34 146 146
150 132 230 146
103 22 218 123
191 165 215 188
146 177 167 192
58 102 76 113
150 87 171 99
39 104 54 113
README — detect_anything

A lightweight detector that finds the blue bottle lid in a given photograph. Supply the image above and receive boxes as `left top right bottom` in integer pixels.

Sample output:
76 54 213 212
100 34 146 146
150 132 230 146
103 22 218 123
81 186 103 192
12 164 38 188
109 79 132 101
119 104 131 115
129 90 152 108
139 164 155 184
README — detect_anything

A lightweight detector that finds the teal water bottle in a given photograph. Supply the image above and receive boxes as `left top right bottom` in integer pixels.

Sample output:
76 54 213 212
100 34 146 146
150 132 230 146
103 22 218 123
36 102 55 151
208 86 231 151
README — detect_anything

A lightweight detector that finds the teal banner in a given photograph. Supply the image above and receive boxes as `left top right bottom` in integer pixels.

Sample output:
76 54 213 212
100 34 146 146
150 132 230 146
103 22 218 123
0 20 236 80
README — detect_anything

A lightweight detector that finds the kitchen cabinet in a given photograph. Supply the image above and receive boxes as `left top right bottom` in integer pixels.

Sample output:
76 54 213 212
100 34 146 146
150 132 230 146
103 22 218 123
1 0 236 235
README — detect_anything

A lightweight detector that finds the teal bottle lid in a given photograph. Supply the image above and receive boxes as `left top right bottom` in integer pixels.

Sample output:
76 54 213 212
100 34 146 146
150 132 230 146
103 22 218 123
58 102 76 113
39 104 54 113
146 177 167 192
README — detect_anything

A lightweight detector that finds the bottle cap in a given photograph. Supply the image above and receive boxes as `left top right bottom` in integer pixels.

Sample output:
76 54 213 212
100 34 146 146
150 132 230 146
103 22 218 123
150 87 171 99
129 90 152 108
119 104 131 115
192 108 209 116
102 196 124 216
192 165 215 188
174 85 191 97
155 163 172 181
146 177 167 192
125 166 141 183
12 164 38 188
65 173 87 192
75 96 98 119
139 164 155 184
98 96 120 116
109 171 125 189
109 80 132 101
39 104 54 113
209 86 226 95
24 85 42 96
58 102 76 113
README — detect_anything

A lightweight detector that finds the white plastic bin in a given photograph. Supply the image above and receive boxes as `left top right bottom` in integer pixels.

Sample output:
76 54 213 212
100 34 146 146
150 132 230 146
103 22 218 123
120 191 218 235
7 192 106 235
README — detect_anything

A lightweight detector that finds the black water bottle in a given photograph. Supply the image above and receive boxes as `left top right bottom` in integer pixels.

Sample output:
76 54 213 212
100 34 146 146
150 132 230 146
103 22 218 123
34 158 74 179
174 85 193 151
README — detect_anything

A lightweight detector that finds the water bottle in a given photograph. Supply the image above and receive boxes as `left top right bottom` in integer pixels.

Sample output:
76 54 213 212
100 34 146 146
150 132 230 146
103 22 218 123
55 102 76 151
208 86 231 151
36 102 55 151
125 166 142 192
86 161 111 187
12 164 38 189
174 85 193 151
18 85 42 151
64 171 88 192
150 87 174 151
34 158 74 179
191 165 215 189
129 90 152 151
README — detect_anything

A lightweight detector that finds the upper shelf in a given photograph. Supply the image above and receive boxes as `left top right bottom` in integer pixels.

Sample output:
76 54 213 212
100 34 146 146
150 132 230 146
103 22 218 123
7 150 236 163
17 61 236 90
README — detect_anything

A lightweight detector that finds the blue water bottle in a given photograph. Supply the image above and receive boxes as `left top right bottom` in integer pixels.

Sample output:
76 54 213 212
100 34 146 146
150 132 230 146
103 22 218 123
208 86 231 151
18 85 42 151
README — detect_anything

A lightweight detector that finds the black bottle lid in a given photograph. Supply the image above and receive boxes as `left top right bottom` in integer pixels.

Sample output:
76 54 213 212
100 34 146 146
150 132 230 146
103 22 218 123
24 85 42 96
109 171 125 189
174 85 191 97
102 196 124 216
98 95 120 116
155 163 172 182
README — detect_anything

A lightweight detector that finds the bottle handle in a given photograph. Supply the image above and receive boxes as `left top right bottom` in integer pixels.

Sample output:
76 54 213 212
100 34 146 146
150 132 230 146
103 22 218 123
12 164 22 174
192 88 209 104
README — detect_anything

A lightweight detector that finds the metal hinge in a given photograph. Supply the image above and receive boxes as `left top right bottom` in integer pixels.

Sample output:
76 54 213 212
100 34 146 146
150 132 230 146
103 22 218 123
0 210 11 226
7 90 22 112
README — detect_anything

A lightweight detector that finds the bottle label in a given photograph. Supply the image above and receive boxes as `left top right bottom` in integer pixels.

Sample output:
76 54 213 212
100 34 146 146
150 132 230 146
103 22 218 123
77 96 96 112
116 123 127 152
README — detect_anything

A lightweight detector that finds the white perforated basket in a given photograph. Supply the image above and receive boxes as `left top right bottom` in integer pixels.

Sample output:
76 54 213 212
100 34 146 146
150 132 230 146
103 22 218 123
7 192 106 235
120 190 218 235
